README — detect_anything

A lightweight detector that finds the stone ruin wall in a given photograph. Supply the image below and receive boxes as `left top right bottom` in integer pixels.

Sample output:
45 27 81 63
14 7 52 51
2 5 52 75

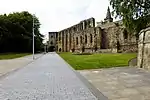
138 27 150 69
73 27 102 53
53 6 138 53
56 17 137 53
57 18 97 52
48 32 58 49
100 22 137 53
116 25 137 53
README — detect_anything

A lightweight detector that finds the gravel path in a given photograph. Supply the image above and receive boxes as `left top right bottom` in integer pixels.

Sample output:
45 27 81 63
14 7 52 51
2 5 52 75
0 53 99 100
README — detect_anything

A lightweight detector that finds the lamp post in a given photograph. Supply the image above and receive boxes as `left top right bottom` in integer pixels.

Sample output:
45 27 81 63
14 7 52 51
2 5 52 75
32 14 35 60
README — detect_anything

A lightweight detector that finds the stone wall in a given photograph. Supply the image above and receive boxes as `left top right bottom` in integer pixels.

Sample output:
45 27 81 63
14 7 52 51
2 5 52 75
70 27 102 53
48 6 138 53
100 22 137 53
57 17 96 52
48 32 58 48
138 27 150 69
120 44 138 53
50 17 137 53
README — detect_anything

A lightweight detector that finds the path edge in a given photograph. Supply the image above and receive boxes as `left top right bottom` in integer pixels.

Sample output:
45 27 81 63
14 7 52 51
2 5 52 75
56 53 108 100
0 53 44 80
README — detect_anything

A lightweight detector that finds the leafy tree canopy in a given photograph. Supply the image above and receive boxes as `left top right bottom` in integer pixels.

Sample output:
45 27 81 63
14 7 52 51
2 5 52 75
110 0 150 35
0 11 44 53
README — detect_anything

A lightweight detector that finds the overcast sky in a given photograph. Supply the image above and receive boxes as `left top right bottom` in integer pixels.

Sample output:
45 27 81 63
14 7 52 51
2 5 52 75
1 0 115 41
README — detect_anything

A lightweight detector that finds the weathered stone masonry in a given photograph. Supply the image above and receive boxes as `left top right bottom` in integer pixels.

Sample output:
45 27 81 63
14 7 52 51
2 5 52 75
56 18 99 52
48 32 58 51
138 27 150 69
48 7 137 53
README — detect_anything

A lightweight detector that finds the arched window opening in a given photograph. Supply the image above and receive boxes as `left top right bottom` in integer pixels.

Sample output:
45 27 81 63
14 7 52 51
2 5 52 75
80 36 82 44
85 35 87 44
59 33 61 41
76 37 78 45
88 21 91 28
59 36 61 41
123 29 128 39
73 27 76 32
84 21 87 29
59 48 62 52
90 34 93 43
66 34 68 44
50 41 53 45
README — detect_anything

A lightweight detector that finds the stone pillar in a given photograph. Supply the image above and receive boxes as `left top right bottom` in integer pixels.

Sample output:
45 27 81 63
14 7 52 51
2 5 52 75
61 32 64 52
75 36 79 50
90 18 95 27
77 25 79 31
63 32 67 52
68 32 71 51
83 22 85 30
72 36 75 51
138 27 150 69
66 32 69 52
66 33 68 52
87 33 90 48
64 32 67 52
96 27 101 49
71 29 74 50
57 33 60 52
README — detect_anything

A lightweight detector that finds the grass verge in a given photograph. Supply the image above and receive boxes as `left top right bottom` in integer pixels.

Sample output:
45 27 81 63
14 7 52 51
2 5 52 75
0 53 31 60
59 53 137 70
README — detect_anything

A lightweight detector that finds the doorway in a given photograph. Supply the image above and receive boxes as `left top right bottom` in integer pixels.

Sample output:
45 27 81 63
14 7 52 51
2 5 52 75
49 46 55 52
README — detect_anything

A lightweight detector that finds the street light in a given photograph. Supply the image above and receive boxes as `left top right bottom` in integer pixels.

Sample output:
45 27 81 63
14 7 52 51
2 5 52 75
32 14 35 60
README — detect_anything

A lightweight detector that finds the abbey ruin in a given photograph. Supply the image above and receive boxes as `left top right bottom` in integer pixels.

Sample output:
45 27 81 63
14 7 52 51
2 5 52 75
48 7 137 53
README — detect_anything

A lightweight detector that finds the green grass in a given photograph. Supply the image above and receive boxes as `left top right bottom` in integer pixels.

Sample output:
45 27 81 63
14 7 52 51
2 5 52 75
59 53 137 70
0 53 31 60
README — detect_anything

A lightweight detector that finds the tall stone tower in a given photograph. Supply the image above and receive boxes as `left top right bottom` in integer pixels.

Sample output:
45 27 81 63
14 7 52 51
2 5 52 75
48 32 58 52
104 7 113 23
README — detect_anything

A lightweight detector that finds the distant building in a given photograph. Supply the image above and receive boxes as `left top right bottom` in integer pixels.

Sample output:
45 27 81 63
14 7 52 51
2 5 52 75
48 32 58 52
48 7 137 53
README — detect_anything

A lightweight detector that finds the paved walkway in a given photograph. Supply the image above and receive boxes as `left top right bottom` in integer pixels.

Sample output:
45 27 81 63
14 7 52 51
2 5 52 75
0 53 105 100
79 67 150 100
0 53 43 76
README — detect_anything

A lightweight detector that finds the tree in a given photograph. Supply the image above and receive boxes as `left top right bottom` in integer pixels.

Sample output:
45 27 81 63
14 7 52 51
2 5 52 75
110 0 150 36
0 11 44 53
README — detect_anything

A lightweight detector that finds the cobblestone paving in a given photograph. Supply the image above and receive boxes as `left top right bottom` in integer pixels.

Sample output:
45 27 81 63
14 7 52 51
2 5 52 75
79 67 150 100
0 53 99 100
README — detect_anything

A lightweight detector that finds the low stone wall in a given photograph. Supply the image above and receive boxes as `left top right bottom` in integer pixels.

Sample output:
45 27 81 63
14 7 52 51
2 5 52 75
96 49 113 53
119 44 138 53
73 43 138 53
138 27 150 69
74 48 117 53
75 48 96 53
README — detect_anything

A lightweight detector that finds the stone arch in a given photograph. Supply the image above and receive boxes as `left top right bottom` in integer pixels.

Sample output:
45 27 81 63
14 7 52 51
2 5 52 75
101 30 107 49
88 21 91 28
50 41 53 45
51 35 53 38
76 37 78 45
85 35 87 44
49 46 55 52
59 48 62 52
80 36 82 44
123 29 128 39
90 34 93 43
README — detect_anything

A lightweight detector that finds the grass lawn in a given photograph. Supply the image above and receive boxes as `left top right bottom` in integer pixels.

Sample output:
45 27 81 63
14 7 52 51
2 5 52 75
0 53 31 60
59 53 137 70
